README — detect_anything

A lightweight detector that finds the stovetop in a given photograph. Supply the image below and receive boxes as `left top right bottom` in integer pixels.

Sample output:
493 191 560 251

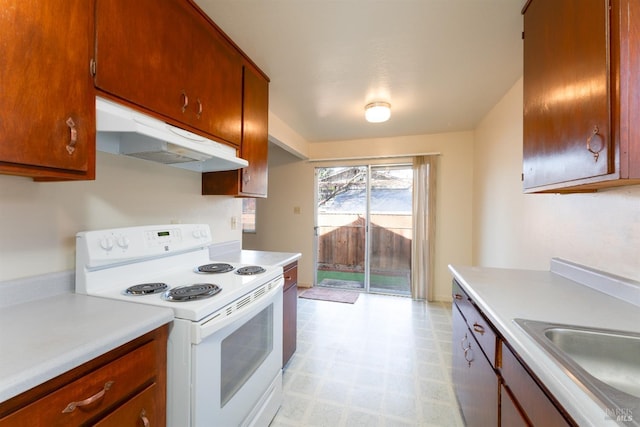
85 263 282 321
75 224 283 322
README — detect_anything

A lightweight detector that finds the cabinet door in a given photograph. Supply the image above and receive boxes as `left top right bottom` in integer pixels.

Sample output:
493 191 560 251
500 384 529 427
201 65 269 197
94 0 242 145
451 307 498 427
501 342 572 426
239 66 270 196
191 23 243 146
523 0 611 189
95 0 190 126
0 0 95 179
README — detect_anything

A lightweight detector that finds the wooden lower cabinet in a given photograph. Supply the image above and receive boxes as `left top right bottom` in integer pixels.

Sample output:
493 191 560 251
282 261 298 367
451 279 575 426
0 326 168 427
452 306 499 426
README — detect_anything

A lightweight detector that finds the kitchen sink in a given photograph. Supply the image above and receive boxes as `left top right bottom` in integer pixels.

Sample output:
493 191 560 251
514 319 640 426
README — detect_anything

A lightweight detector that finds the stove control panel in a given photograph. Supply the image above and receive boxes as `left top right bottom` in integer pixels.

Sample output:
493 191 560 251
77 224 212 268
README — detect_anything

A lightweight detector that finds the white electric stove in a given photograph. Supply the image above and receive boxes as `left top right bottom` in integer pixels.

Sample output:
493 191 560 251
75 224 284 427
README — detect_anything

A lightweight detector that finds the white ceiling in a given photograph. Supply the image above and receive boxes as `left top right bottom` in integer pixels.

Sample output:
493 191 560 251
195 0 524 143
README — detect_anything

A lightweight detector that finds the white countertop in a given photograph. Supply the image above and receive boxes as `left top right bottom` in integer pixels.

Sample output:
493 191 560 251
0 294 173 403
221 250 301 268
448 263 640 427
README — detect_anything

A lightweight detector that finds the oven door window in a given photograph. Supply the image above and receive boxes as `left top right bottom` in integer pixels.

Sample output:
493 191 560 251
220 305 273 406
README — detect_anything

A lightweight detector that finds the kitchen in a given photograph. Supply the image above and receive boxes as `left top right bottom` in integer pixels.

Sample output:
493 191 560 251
1 0 640 426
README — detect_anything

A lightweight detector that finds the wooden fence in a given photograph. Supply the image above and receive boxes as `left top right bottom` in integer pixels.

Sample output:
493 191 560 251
317 216 411 272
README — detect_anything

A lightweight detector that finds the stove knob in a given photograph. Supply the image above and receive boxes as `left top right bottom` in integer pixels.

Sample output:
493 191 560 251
116 236 130 249
100 237 114 251
193 229 208 239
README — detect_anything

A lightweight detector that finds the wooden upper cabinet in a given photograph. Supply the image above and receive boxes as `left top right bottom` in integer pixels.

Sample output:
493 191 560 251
94 0 243 146
0 0 95 180
202 65 270 197
522 0 640 192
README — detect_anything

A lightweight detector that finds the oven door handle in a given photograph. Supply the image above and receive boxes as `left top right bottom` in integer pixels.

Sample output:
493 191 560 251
192 277 283 344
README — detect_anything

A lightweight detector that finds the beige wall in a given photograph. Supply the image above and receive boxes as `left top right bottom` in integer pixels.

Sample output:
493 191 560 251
0 152 242 281
9 77 633 297
473 77 640 281
244 132 475 301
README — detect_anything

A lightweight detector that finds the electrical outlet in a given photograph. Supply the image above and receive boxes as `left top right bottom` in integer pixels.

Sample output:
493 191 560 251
230 216 238 230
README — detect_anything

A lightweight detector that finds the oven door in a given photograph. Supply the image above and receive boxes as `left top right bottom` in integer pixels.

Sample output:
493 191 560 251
191 277 284 427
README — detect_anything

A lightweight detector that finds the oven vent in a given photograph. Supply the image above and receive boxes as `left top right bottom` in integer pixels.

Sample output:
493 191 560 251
199 276 284 339
254 286 267 299
224 282 270 317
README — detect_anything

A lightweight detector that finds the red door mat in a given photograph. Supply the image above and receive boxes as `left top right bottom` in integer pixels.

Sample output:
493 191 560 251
299 287 359 304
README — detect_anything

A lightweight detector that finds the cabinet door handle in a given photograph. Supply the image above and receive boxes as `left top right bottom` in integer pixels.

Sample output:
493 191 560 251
453 293 463 300
464 346 474 366
460 333 470 351
473 323 485 335
62 380 114 413
196 98 203 119
65 117 77 155
586 125 604 162
181 91 189 113
285 276 292 280
140 409 150 427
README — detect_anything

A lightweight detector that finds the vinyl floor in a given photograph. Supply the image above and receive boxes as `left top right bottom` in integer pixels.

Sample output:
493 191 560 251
270 291 464 427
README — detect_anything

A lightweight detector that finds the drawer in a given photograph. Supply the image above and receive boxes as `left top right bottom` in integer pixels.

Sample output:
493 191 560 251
501 342 571 427
0 341 158 427
283 262 298 292
93 383 158 427
452 279 498 367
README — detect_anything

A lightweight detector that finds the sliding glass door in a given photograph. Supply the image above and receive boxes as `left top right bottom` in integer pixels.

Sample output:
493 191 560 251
314 164 412 296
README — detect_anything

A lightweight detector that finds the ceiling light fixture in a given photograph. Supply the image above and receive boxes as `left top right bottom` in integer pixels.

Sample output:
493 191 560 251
365 102 391 123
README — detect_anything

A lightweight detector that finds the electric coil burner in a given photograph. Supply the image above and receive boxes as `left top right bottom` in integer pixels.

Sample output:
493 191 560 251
124 282 168 295
236 266 266 275
196 262 234 274
162 283 222 302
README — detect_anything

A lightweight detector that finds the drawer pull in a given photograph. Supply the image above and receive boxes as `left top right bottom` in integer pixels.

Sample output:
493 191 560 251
285 276 292 280
453 293 463 300
473 323 485 335
140 409 150 427
62 380 114 413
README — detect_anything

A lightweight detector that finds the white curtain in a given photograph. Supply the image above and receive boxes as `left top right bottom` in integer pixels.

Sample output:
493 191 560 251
411 155 437 301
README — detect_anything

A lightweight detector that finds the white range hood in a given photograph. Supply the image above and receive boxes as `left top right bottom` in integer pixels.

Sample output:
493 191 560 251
95 97 248 172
